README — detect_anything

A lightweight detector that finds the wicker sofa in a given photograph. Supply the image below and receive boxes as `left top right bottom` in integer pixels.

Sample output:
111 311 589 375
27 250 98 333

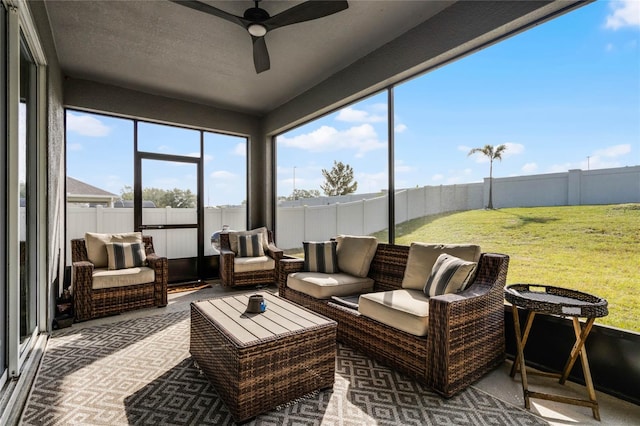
278 241 509 398
71 233 168 322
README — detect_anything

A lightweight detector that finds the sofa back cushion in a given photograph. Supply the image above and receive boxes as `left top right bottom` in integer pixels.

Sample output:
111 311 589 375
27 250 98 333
229 227 269 255
335 235 378 278
401 243 481 290
304 241 339 273
85 232 143 268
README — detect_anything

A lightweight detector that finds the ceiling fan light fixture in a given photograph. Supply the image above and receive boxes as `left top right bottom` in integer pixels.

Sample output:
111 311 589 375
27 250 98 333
247 23 267 37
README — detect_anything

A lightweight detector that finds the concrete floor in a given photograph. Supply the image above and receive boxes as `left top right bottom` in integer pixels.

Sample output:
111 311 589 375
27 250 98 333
63 283 640 426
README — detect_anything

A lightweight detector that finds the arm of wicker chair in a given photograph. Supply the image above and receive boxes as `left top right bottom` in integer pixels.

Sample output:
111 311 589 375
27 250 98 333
147 253 168 307
267 243 284 261
219 247 236 287
425 253 509 397
72 260 95 322
278 258 305 298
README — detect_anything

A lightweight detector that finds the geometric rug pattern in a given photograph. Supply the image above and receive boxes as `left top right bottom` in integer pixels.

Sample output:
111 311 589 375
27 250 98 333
21 310 548 425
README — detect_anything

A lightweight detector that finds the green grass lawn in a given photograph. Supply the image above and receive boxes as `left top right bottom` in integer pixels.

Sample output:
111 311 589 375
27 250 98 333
385 204 640 332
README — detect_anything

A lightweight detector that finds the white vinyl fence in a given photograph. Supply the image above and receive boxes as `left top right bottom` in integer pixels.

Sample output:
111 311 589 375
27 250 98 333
65 166 640 262
65 206 246 264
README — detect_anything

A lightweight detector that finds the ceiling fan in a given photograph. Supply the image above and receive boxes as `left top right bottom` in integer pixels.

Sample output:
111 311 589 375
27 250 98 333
170 0 349 74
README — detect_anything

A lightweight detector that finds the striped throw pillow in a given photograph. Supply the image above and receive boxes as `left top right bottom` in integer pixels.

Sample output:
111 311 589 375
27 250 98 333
237 234 265 257
106 242 147 270
304 241 339 273
423 253 477 297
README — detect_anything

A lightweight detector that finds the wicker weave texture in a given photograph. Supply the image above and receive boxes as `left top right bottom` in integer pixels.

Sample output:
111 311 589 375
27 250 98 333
505 284 608 318
71 236 168 322
278 243 509 398
190 300 336 423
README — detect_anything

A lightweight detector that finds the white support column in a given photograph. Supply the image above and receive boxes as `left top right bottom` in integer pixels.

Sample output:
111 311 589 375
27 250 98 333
6 1 21 379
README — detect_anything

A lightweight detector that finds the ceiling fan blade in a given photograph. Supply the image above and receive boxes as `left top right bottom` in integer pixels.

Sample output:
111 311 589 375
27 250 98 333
169 0 248 28
252 36 270 73
264 1 348 32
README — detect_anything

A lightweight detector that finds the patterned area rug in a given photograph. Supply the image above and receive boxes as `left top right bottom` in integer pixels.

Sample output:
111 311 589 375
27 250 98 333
21 311 547 425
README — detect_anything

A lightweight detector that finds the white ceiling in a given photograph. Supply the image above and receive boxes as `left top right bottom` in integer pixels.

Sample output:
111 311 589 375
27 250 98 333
44 0 455 116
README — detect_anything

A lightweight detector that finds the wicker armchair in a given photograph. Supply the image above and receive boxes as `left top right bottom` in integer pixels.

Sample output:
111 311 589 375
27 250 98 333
219 228 283 287
71 235 168 322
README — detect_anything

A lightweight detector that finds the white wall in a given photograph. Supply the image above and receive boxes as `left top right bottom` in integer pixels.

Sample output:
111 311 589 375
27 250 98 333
65 166 640 258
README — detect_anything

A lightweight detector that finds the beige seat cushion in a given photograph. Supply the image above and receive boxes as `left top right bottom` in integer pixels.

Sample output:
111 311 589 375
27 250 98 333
234 256 275 273
401 243 481 290
359 289 430 337
287 272 374 299
229 227 269 255
85 232 143 268
335 235 378 278
92 266 155 290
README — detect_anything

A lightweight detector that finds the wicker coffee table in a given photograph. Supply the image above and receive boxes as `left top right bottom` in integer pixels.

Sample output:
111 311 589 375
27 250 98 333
505 284 608 420
190 292 337 423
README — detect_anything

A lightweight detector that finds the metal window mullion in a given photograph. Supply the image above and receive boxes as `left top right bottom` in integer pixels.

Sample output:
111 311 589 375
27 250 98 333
387 87 395 244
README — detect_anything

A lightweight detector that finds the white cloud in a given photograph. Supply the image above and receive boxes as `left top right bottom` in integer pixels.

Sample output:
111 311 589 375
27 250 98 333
67 143 83 151
233 142 246 156
395 123 408 133
432 174 444 182
278 124 385 158
395 160 413 173
522 162 538 173
605 0 640 30
210 170 236 180
547 162 573 173
593 143 631 157
371 103 388 113
503 142 525 157
336 106 386 123
67 112 110 137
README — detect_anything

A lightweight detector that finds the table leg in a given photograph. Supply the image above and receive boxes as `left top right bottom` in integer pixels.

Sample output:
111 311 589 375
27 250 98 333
510 310 536 378
559 317 595 384
511 304 531 409
559 317 600 420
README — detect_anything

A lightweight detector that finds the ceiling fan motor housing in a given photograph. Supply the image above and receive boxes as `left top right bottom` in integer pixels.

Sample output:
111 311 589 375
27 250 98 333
244 7 270 22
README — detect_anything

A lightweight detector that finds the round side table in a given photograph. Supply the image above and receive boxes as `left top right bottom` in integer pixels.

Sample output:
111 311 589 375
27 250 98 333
505 284 608 420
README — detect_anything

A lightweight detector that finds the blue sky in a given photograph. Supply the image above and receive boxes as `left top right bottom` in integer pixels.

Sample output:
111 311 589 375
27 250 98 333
66 1 639 205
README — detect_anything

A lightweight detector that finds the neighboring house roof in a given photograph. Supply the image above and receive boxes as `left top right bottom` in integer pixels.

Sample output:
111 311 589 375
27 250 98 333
67 177 118 205
67 177 118 198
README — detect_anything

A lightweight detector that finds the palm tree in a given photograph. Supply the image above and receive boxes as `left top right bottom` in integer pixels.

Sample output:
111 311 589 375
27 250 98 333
468 144 507 209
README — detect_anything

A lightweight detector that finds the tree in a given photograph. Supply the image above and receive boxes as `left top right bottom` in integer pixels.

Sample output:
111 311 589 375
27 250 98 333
320 161 358 196
120 185 196 208
290 189 321 200
468 144 507 209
